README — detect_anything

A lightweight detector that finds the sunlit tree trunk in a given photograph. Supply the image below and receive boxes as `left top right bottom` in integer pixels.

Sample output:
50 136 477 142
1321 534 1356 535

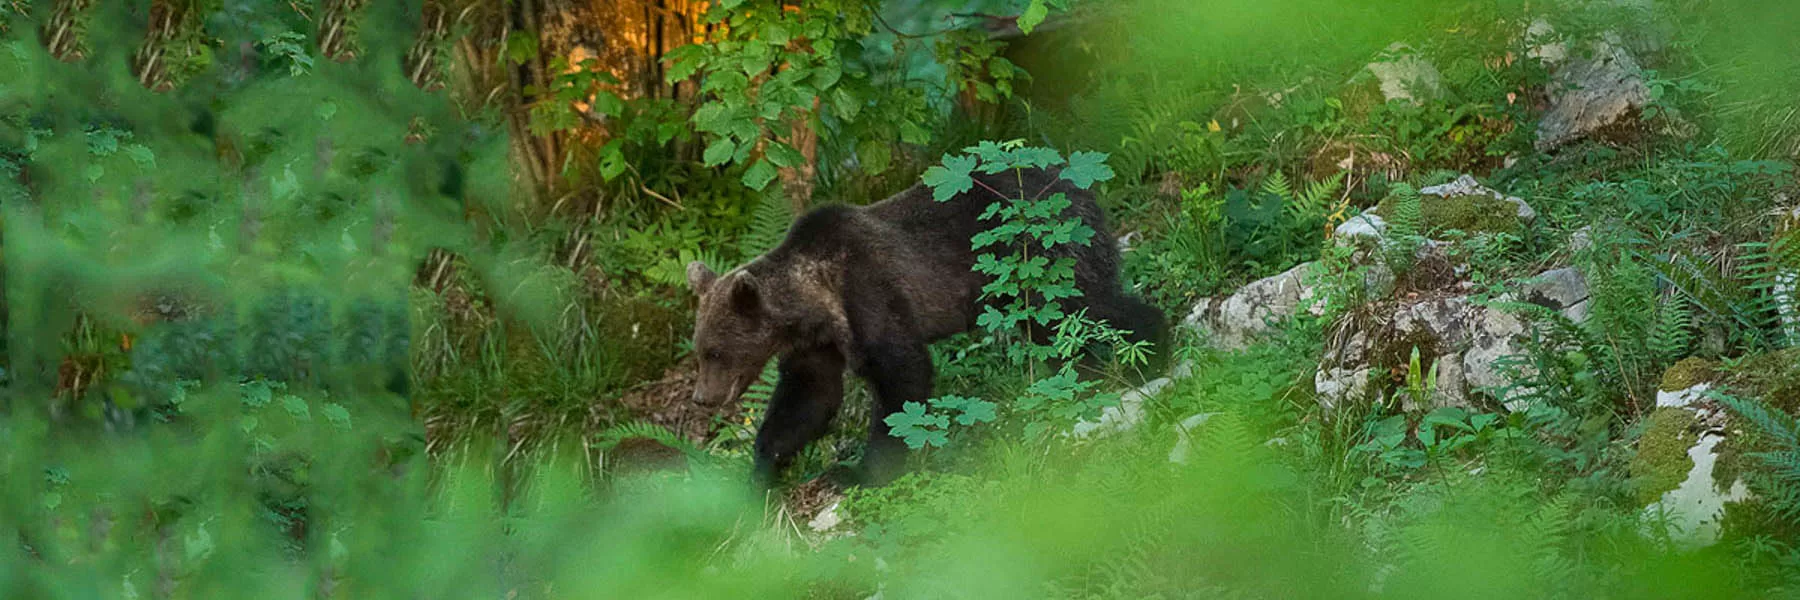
317 0 368 62
133 0 203 91
40 0 92 61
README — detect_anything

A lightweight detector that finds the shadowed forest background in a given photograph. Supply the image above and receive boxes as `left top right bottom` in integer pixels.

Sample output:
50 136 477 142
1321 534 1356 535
4 0 1800 597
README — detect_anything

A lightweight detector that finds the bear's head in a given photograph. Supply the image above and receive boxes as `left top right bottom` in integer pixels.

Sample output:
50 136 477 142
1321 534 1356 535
686 261 780 407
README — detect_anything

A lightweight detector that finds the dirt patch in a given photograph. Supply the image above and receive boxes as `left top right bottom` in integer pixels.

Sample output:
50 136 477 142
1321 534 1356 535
611 357 740 444
784 477 847 530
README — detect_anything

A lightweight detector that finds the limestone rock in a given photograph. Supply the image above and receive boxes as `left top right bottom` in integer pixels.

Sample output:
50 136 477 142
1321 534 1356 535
1069 376 1171 439
1366 44 1443 104
1419 175 1537 223
1635 399 1753 550
1535 35 1651 151
1315 367 1373 413
1334 213 1388 246
1168 412 1220 465
1185 263 1323 350
1314 266 1589 412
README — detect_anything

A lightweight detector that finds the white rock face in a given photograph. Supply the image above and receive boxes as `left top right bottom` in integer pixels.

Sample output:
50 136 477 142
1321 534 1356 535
1315 367 1373 413
1525 18 1567 64
1641 400 1752 550
1335 213 1388 246
1167 412 1220 465
1535 34 1651 151
1420 174 1537 222
1313 266 1589 411
1069 377 1171 440
809 501 843 533
1185 263 1323 350
1656 383 1712 409
1366 44 1443 104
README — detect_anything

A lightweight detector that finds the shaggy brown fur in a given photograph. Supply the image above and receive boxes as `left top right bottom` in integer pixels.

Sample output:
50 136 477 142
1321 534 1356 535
688 167 1165 488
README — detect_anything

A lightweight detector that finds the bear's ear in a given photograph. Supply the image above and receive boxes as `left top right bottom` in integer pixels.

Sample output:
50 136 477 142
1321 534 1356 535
686 261 719 295
728 276 763 315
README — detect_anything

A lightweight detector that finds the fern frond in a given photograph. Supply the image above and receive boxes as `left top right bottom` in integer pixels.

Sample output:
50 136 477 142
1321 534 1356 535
1715 391 1800 518
1649 294 1694 365
738 191 793 260
595 420 707 460
741 359 779 406
1261 170 1293 205
1420 169 1461 187
1651 248 1774 348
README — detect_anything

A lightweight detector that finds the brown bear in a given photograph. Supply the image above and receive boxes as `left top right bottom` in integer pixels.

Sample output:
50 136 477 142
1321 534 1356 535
686 166 1165 489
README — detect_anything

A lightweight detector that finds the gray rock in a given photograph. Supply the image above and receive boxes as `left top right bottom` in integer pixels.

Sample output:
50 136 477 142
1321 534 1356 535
1185 263 1323 350
1535 35 1651 151
1168 412 1221 465
1570 225 1595 253
1419 174 1537 222
1462 305 1531 407
1313 266 1589 411
1314 367 1374 413
1513 267 1592 322
1335 213 1388 246
1525 18 1567 64
1366 44 1443 104
1069 376 1171 439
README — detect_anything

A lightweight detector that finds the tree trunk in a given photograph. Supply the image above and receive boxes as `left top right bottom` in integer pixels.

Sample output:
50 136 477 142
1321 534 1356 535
41 0 93 62
404 0 451 90
317 0 369 62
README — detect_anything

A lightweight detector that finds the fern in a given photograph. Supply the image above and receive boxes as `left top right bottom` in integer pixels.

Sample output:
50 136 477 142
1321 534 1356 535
1650 246 1777 350
1739 223 1800 347
1261 170 1294 206
595 420 708 461
737 190 793 260
1382 183 1424 275
741 359 779 408
1419 169 1461 187
1648 293 1694 365
1715 392 1800 520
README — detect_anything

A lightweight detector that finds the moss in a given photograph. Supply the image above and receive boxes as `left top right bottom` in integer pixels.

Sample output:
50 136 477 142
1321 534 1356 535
1374 191 1523 236
1629 407 1698 505
1724 347 1800 415
1718 495 1800 546
1659 357 1719 392
1711 426 1751 493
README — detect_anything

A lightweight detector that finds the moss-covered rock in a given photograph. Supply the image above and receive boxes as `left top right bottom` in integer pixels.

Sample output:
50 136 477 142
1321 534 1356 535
1629 407 1699 505
1659 357 1719 392
1374 191 1525 237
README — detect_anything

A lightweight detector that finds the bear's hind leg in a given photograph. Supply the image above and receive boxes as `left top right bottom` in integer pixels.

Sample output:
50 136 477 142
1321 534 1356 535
752 348 846 489
1072 292 1170 384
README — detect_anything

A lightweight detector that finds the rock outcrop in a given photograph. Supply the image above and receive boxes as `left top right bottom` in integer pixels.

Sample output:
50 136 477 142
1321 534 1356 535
1632 379 1753 550
1184 263 1325 351
1365 43 1443 105
1530 23 1652 151
1182 173 1596 412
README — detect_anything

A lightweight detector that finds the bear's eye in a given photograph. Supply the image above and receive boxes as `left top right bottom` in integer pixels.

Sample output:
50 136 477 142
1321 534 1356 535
704 350 724 362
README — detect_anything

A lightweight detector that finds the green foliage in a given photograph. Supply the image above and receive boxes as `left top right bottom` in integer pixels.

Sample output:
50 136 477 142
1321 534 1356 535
884 395 997 450
1381 182 1426 276
922 140 1112 365
672 0 932 190
1716 392 1800 521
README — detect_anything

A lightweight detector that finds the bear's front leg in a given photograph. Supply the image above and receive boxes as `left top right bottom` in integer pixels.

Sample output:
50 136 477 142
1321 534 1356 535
856 341 934 487
751 347 846 489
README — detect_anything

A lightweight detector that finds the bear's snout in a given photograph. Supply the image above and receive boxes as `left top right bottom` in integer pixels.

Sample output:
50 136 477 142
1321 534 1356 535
692 370 752 408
